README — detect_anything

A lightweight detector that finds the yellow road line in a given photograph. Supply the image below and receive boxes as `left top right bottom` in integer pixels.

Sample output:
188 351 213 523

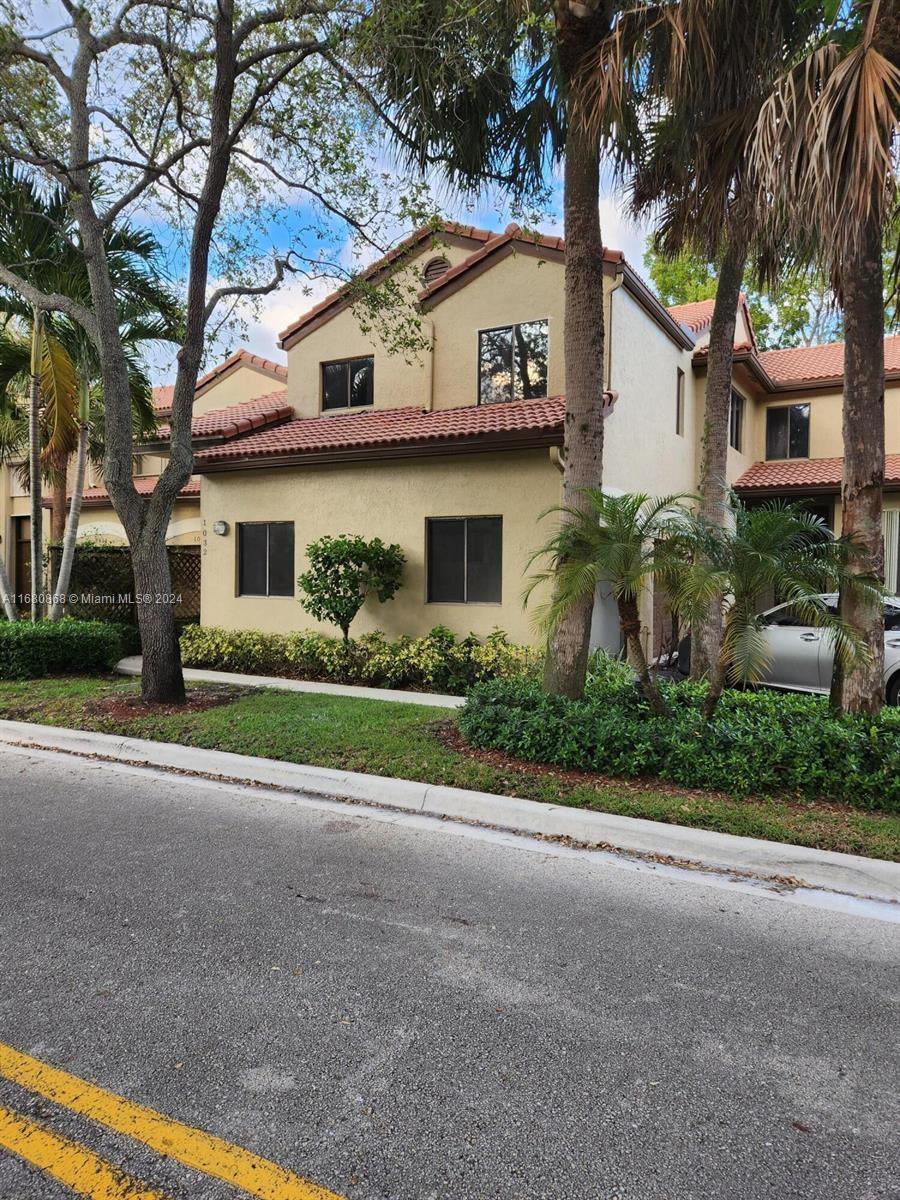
0 1103 169 1199
0 1043 346 1200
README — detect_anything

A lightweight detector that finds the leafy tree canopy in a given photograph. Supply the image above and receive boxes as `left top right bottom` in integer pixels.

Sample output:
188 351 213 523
644 236 897 351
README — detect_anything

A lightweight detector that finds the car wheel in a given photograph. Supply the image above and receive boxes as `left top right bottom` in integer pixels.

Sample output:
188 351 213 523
887 673 900 706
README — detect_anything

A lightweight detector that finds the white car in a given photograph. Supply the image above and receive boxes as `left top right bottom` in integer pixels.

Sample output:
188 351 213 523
757 593 900 704
677 594 900 703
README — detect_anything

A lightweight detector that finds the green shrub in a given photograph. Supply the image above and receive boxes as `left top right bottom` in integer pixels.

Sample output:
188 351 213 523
180 624 539 695
298 535 405 641
458 675 900 812
0 619 126 680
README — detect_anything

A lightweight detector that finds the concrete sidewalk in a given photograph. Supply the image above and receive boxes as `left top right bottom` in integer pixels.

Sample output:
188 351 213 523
116 656 464 708
0 717 896 907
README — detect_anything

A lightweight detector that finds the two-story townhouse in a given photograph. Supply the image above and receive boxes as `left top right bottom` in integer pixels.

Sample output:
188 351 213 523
194 222 700 648
678 310 900 594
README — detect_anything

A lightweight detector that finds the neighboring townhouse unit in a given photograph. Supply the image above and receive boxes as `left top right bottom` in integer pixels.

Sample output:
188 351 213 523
0 349 290 608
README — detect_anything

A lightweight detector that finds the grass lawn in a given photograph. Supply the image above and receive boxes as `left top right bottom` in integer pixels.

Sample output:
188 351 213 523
0 675 898 862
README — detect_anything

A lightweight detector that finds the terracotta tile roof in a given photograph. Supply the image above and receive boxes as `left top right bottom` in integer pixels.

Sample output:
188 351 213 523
667 298 716 333
278 223 496 347
195 393 616 469
151 350 287 413
692 341 756 360
734 455 900 494
759 335 900 384
154 392 293 443
152 385 175 412
74 476 201 507
195 348 287 391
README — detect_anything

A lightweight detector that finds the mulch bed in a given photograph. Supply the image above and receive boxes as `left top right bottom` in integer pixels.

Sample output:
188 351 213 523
84 685 248 721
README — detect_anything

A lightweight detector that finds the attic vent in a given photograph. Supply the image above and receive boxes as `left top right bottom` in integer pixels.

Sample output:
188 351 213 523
422 256 451 286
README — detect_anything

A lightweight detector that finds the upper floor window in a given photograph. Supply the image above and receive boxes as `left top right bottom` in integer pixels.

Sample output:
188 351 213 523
478 320 548 405
322 356 373 411
766 403 810 460
675 368 685 436
427 516 502 604
238 522 295 597
729 389 744 452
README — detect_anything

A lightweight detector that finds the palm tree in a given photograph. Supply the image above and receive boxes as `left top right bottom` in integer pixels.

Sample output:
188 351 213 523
750 0 900 713
525 491 691 715
0 163 181 621
0 316 78 619
671 499 880 718
366 0 625 699
579 0 820 680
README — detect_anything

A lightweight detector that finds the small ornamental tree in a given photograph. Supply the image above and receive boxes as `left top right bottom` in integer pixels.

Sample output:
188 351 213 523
298 535 405 642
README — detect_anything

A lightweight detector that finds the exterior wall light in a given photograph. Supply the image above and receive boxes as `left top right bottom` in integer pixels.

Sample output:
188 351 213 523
212 521 229 536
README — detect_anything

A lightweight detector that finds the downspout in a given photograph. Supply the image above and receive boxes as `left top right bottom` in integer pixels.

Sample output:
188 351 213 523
422 318 435 411
605 259 625 391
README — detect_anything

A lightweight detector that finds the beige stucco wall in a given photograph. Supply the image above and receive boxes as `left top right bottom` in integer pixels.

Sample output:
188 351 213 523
200 449 562 644
690 373 758 489
75 500 201 546
429 252 572 409
747 382 900 462
193 362 286 416
285 241 476 418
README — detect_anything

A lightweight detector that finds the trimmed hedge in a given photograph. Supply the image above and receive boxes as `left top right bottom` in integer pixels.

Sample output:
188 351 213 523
0 619 126 680
180 624 539 696
458 673 900 813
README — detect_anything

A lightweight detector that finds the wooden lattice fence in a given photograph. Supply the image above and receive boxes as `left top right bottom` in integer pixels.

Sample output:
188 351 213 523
48 544 201 625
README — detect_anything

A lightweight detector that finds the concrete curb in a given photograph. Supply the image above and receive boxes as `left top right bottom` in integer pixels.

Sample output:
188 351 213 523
115 657 464 709
0 719 897 904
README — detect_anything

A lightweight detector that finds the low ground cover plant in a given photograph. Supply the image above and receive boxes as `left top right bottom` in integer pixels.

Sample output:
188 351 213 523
0 619 126 679
180 624 539 695
458 670 900 812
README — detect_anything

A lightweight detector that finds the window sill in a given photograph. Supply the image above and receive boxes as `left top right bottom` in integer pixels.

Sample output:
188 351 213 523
320 403 375 417
425 601 503 607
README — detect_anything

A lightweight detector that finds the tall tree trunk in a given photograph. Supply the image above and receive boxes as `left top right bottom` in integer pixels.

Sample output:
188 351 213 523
133 533 184 704
50 451 68 543
836 217 885 714
0 552 16 621
543 10 608 699
28 309 43 622
690 232 746 680
49 412 89 622
619 595 668 716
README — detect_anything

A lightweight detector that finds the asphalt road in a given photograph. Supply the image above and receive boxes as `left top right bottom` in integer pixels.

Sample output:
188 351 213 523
0 745 897 1200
